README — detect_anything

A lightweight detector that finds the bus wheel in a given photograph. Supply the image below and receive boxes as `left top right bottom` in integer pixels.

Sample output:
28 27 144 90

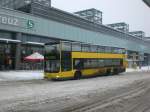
113 69 119 75
106 69 111 76
74 71 81 80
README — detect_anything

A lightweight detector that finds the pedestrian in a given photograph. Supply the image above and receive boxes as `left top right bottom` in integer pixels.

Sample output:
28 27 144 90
8 58 12 70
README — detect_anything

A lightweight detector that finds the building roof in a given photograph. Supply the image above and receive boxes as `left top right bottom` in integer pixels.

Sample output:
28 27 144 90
1 6 150 53
143 0 150 7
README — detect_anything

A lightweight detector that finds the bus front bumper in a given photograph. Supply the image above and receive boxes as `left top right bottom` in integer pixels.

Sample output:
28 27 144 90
44 71 76 80
44 72 61 80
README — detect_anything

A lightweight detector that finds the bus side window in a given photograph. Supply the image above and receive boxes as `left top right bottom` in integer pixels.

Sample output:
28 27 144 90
61 59 72 71
120 59 123 66
74 59 84 70
98 59 104 67
61 51 72 72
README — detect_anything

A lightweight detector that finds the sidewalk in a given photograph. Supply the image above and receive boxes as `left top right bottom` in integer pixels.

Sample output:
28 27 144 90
0 67 149 81
126 66 150 73
0 70 44 81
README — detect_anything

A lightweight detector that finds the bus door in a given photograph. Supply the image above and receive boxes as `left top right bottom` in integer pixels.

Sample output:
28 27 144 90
61 42 72 72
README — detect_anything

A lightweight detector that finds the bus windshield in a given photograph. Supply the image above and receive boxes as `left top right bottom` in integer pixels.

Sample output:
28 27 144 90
45 60 60 73
45 44 60 73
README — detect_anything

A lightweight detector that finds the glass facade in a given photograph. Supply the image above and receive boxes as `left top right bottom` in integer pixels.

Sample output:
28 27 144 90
0 43 16 70
0 30 54 70
0 31 12 39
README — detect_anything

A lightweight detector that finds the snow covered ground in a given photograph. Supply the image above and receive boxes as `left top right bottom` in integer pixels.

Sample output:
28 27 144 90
126 66 150 72
0 66 150 81
0 71 44 81
0 72 150 112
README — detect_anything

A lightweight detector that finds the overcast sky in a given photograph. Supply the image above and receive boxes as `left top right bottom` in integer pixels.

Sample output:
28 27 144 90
52 0 150 37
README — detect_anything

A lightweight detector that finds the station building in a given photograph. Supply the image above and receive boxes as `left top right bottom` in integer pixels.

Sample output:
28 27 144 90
0 0 150 70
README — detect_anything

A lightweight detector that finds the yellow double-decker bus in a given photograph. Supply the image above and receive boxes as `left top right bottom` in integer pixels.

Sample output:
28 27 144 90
44 41 127 80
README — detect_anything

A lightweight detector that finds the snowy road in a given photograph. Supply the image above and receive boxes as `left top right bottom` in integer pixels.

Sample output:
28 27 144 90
0 72 150 112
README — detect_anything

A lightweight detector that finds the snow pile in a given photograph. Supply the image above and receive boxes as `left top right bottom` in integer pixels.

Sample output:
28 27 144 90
0 71 44 81
126 66 150 73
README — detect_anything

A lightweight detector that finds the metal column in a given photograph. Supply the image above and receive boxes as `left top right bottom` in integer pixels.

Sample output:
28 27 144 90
15 33 22 70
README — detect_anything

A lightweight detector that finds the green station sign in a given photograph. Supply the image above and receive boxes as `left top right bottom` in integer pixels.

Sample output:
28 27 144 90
27 20 35 29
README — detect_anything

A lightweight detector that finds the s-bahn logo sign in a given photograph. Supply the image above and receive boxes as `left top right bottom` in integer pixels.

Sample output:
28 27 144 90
27 20 34 29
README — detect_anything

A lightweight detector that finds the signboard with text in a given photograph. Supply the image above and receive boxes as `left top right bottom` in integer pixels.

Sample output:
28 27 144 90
0 13 35 30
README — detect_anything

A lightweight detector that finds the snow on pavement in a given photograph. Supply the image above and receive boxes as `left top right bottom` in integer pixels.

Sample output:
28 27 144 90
126 66 150 73
0 71 44 81
0 66 150 81
0 72 150 112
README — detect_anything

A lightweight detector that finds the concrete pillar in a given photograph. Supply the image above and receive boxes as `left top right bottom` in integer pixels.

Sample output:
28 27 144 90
15 33 22 70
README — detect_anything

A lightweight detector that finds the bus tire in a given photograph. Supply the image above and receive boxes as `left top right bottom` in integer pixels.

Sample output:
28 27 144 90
74 71 81 80
113 68 119 75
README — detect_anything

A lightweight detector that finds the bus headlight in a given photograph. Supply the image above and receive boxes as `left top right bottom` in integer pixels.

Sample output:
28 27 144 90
56 76 60 78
